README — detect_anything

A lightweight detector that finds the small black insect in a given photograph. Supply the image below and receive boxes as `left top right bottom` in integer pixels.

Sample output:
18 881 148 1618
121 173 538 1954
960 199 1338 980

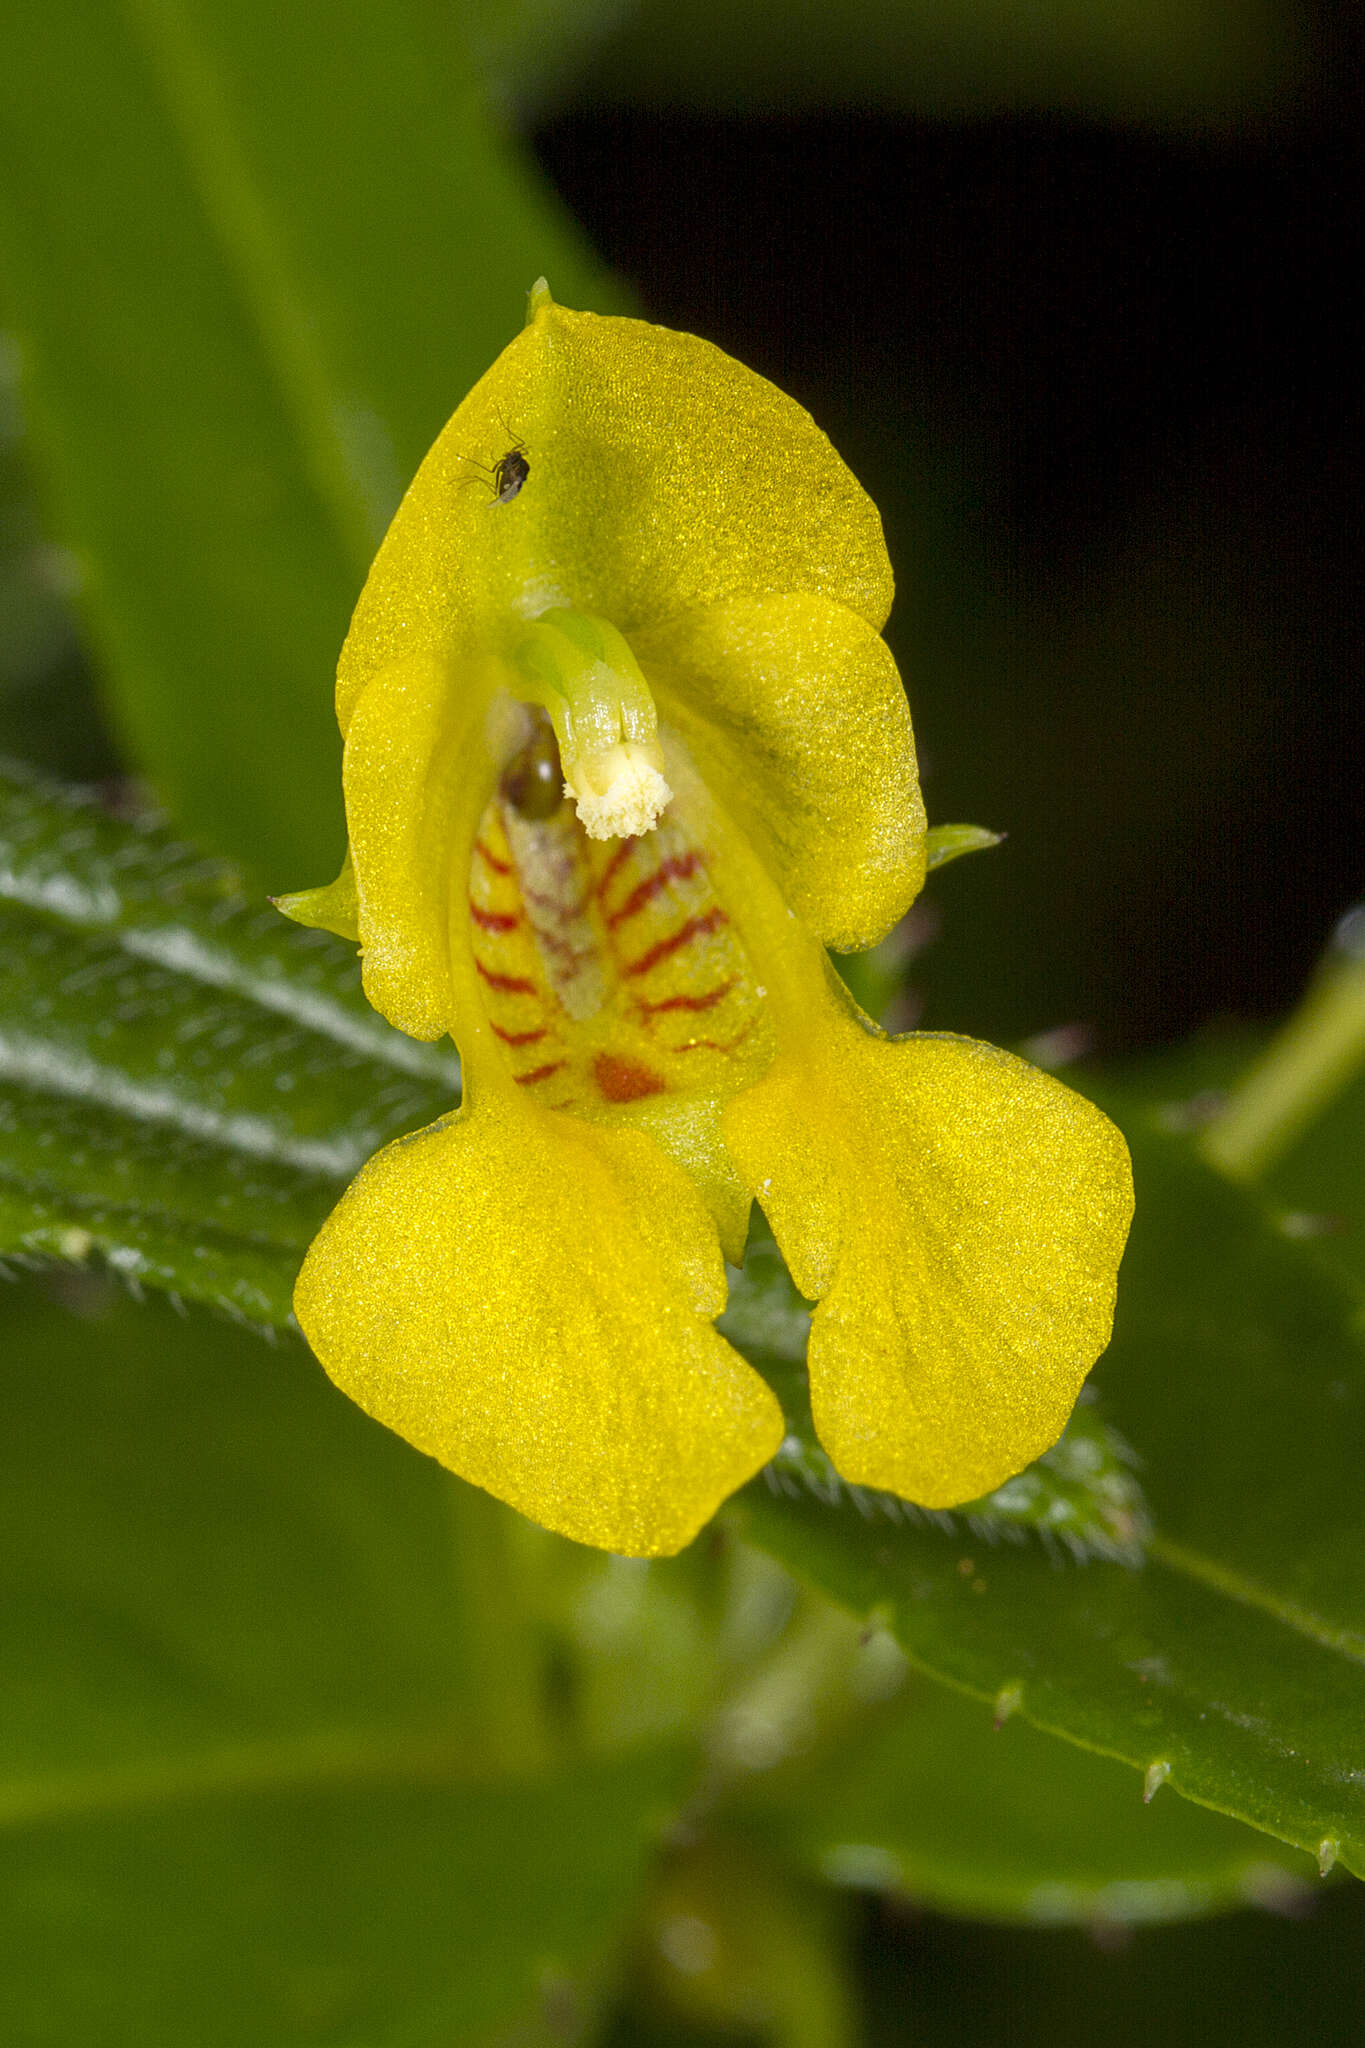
490 443 530 504
456 415 530 506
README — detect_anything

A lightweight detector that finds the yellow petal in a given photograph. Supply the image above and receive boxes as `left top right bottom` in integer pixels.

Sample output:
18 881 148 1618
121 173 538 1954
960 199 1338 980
722 1022 1133 1507
637 592 926 951
606 1091 755 1267
294 1094 786 1556
342 650 494 1041
336 294 893 730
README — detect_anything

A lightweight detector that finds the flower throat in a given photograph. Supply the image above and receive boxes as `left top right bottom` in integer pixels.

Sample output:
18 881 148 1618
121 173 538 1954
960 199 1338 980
469 716 774 1113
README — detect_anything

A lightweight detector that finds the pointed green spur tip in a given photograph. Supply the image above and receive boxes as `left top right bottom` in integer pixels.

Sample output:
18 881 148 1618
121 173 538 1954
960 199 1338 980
925 822 1005 872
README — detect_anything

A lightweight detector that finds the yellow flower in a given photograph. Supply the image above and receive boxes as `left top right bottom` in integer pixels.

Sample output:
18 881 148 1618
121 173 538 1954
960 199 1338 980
279 283 1133 1558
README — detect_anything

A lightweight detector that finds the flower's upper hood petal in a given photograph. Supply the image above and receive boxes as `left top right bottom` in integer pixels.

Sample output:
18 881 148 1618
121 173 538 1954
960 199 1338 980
722 1013 1134 1508
335 291 894 733
294 1092 786 1557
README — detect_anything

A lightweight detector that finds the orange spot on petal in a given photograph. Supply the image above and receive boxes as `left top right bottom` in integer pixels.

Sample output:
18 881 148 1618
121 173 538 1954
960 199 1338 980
593 1052 667 1103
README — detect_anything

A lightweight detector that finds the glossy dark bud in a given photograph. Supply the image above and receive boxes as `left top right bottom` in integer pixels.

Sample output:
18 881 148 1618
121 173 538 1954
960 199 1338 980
501 716 563 819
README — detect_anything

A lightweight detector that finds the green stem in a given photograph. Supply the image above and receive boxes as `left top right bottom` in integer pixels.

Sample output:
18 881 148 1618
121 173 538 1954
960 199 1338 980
445 1477 556 1776
1200 912 1365 1183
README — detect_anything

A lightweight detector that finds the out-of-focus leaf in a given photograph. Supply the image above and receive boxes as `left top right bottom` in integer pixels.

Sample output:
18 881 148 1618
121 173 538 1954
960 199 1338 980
1268 1065 1365 1299
629 1834 859 2048
741 1671 1316 1926
854 1880 1365 2048
736 1097 1365 1876
1236 916 1365 1301
0 761 453 1320
0 335 114 781
0 1279 688 2046
0 0 617 886
459 0 636 122
576 0 1302 129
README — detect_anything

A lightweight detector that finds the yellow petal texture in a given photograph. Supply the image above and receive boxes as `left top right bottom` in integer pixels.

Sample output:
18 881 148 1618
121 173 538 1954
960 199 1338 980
335 293 893 731
638 593 926 951
722 1021 1134 1508
342 650 493 1041
293 1094 786 1557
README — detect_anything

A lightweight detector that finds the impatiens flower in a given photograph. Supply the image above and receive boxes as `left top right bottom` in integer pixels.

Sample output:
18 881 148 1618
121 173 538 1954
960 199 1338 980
279 282 1133 1558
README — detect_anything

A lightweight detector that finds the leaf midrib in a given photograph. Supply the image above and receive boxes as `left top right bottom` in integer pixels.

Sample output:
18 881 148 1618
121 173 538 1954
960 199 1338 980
0 845 461 1088
1151 1532 1365 1667
118 0 380 574
0 1161 316 1266
0 1025 371 1178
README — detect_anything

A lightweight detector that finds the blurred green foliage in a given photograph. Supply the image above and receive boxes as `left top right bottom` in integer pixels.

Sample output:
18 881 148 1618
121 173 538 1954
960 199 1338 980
575 0 1301 127
1 0 1362 2043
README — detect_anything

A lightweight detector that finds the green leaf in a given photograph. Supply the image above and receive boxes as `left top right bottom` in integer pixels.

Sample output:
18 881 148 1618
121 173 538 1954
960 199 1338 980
736 1098 1365 1877
0 759 453 1320
741 1670 1317 1927
0 1278 688 2045
0 341 116 783
0 0 618 885
1269 1067 1365 1300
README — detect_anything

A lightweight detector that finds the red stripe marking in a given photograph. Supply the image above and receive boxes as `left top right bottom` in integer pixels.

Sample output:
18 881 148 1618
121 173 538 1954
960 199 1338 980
606 852 702 929
470 904 519 933
623 908 728 979
474 838 512 876
476 959 538 995
675 1023 754 1056
491 1023 547 1047
636 978 736 1017
515 1060 567 1086
594 837 637 903
523 882 591 919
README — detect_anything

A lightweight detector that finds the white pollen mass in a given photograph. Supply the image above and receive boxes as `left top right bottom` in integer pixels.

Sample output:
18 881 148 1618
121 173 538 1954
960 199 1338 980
566 743 672 840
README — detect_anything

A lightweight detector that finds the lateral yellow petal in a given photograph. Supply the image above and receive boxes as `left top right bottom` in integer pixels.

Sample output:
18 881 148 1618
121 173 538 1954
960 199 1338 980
336 295 893 729
294 1096 786 1557
638 592 926 951
342 650 492 1042
722 1024 1133 1508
